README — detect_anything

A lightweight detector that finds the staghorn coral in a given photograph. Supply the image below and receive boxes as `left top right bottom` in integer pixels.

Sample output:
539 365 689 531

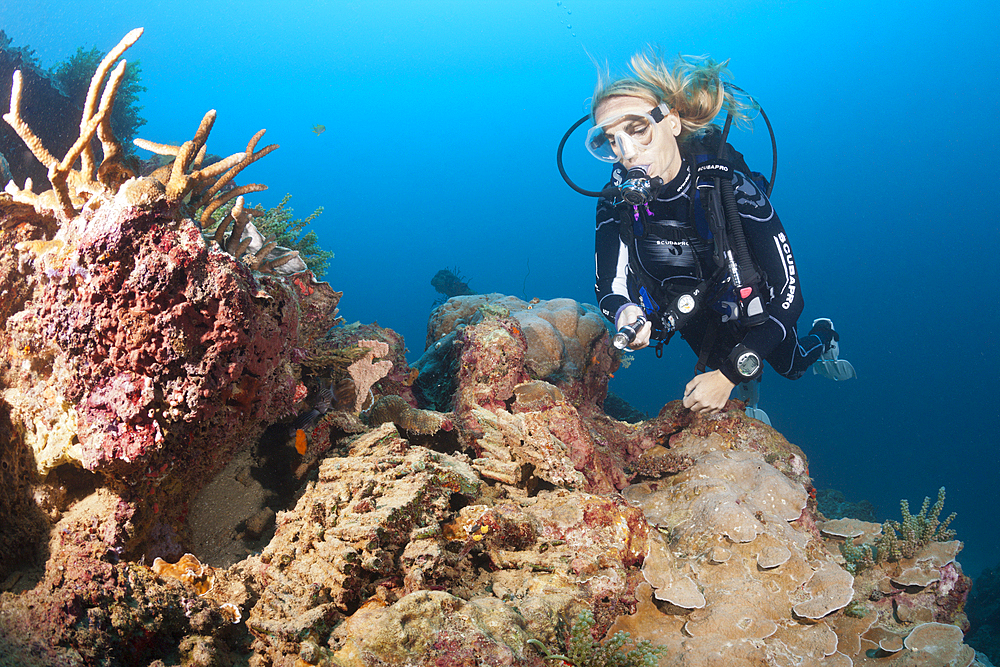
48 44 146 152
3 28 144 220
134 110 276 220
3 26 279 238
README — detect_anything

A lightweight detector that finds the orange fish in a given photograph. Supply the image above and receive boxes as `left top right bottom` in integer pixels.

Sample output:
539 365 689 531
295 429 307 455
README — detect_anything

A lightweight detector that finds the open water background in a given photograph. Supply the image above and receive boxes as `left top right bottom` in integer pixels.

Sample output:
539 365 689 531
2 0 997 577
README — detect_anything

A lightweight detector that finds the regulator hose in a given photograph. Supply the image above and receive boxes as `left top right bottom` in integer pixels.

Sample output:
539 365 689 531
556 114 618 198
716 113 760 289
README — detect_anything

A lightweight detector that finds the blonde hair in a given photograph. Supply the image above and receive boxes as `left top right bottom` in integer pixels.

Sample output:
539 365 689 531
592 51 752 143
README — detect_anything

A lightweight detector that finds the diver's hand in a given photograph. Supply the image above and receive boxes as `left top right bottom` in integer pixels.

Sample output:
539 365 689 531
683 370 736 415
615 304 651 350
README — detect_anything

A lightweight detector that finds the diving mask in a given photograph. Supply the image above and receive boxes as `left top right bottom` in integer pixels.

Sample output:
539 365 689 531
585 102 670 163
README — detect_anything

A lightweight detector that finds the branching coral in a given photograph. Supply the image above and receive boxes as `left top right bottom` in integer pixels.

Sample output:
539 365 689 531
840 541 876 574
49 45 146 151
529 609 667 667
133 110 276 218
4 26 285 282
874 487 957 562
4 27 276 231
3 28 143 219
205 195 304 274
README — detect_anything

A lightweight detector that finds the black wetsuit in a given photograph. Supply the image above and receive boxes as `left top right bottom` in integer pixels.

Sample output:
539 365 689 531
594 155 828 383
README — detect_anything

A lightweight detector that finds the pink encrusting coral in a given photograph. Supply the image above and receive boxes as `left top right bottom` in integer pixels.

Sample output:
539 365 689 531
0 27 344 569
9 199 300 479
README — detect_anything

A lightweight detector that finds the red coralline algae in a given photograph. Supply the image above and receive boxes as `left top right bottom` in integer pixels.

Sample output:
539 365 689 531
8 203 300 486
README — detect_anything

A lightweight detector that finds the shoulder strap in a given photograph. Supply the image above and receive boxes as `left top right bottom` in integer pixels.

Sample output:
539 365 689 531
685 127 770 192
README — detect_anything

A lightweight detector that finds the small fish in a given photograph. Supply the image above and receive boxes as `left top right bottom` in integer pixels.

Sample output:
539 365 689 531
289 386 335 434
311 124 326 136
287 378 356 454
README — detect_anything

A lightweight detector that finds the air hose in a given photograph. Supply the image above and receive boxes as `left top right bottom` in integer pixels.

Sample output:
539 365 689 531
715 112 767 325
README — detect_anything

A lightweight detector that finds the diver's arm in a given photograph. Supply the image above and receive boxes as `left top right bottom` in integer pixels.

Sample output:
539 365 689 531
594 203 632 324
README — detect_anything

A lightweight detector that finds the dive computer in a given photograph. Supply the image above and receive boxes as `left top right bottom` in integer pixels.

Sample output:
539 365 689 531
728 344 762 381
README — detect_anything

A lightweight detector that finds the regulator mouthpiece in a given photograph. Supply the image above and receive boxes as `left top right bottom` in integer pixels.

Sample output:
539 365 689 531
620 167 660 206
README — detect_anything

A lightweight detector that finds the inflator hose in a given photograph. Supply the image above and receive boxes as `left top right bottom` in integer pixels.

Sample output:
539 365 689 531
716 113 760 288
718 176 759 286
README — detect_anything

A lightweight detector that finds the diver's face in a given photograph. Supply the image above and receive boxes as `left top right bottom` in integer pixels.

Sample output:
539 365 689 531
593 95 683 182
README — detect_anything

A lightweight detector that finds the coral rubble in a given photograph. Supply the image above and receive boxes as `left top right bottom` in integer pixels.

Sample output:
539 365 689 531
0 29 984 667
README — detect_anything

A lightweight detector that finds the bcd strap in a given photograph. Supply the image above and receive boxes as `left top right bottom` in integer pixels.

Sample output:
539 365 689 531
695 315 720 374
695 160 734 181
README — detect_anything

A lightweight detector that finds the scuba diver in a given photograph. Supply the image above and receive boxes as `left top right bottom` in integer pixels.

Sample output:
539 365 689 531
557 51 854 419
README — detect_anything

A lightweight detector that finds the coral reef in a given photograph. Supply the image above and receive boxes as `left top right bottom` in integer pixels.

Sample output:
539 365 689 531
0 28 984 667
0 29 340 573
416 293 618 412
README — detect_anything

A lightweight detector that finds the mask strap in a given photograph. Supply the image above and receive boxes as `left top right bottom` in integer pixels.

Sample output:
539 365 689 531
649 102 670 123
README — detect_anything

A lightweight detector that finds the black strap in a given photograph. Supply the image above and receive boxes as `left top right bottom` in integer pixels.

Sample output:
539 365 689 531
695 315 720 374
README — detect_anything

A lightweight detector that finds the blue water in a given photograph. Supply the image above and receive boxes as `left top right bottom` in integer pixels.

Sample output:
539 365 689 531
3 1 997 578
